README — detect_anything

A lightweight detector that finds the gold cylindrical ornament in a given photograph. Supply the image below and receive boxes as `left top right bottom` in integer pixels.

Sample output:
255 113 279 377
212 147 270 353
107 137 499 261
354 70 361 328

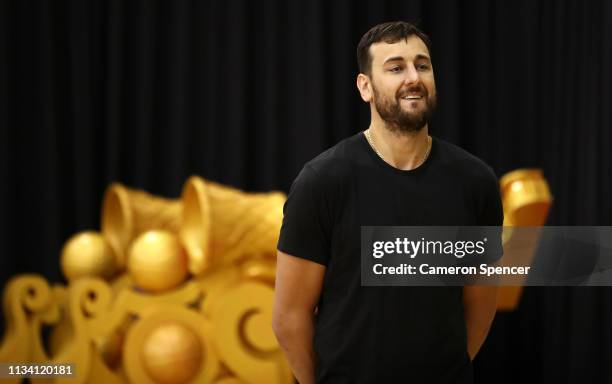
102 183 182 270
498 168 553 311
180 176 286 275
500 169 552 226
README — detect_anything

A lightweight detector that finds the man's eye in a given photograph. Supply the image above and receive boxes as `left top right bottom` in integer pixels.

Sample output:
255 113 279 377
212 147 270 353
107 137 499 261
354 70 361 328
389 67 402 73
417 64 430 71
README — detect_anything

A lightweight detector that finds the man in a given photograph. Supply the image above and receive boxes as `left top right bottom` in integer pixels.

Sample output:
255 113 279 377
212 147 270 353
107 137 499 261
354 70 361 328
272 21 502 384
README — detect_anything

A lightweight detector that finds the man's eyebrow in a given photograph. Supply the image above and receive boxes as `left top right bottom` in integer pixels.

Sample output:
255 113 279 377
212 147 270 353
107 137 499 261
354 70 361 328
415 54 431 62
382 54 431 65
382 56 405 65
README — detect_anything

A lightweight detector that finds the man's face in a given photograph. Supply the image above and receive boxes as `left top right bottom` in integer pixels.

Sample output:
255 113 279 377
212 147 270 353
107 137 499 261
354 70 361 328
367 35 437 133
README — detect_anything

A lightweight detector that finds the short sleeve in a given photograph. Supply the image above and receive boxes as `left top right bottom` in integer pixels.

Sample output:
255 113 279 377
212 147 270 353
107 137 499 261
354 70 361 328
277 165 332 265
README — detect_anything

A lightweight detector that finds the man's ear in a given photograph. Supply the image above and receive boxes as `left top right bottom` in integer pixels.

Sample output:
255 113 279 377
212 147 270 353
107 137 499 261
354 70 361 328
356 73 372 102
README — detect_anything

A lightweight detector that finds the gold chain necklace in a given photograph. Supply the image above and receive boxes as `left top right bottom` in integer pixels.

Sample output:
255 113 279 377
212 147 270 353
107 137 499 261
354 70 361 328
364 129 432 169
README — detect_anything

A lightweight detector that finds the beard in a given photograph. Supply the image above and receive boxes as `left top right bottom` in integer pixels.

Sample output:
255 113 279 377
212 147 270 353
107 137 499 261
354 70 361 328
372 81 437 134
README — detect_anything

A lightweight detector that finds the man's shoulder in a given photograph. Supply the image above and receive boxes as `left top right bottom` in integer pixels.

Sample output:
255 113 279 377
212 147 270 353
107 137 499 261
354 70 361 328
435 137 497 182
303 133 362 179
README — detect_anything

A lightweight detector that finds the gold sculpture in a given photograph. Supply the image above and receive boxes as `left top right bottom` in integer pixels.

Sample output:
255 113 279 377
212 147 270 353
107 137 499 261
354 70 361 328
0 176 290 384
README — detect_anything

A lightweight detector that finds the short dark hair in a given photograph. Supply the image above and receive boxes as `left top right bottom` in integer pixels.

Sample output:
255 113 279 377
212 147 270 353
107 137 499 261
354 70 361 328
357 21 432 75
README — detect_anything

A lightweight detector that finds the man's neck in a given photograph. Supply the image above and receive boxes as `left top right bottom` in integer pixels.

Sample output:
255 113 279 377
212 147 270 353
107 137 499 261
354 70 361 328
367 121 430 171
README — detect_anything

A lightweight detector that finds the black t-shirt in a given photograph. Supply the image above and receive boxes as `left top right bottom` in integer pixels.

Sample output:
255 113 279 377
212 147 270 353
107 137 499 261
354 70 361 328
277 132 503 384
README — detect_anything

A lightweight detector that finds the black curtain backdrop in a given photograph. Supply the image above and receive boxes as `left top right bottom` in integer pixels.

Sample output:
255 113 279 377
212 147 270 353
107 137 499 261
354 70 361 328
1 0 611 383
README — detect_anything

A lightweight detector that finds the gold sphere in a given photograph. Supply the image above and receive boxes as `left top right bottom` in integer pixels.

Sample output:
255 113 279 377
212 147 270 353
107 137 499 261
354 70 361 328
127 230 188 293
142 322 203 384
60 231 116 281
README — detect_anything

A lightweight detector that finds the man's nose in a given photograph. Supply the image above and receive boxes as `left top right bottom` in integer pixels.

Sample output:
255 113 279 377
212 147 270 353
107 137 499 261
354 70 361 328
403 64 420 85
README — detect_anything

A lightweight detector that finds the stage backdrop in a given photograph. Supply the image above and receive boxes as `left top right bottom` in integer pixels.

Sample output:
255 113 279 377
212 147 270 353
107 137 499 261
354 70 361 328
1 0 611 383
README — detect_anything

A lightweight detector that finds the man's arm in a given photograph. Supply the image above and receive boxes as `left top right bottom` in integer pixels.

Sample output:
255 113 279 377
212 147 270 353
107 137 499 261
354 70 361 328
463 285 498 360
272 251 326 384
